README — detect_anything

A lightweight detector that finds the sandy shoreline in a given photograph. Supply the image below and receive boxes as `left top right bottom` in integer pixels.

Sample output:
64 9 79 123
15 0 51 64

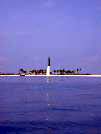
0 74 101 77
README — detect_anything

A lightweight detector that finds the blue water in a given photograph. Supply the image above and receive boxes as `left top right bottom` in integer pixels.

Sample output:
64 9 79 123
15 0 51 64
0 77 101 134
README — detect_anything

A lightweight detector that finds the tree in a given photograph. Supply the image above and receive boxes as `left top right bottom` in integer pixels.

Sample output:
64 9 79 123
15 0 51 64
19 68 27 74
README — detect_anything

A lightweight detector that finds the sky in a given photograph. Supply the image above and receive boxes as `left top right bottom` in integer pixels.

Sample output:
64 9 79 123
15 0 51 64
0 0 100 74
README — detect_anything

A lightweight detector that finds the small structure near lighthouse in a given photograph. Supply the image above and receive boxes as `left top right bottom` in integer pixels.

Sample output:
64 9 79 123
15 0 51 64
46 57 51 76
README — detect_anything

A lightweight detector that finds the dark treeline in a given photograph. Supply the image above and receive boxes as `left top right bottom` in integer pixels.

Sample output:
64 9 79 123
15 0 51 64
18 68 82 75
0 68 91 75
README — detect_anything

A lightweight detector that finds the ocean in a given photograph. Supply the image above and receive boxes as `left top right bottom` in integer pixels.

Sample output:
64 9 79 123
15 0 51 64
0 77 101 134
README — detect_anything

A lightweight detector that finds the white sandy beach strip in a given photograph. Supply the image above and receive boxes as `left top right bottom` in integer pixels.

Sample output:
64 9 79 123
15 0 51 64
0 74 101 77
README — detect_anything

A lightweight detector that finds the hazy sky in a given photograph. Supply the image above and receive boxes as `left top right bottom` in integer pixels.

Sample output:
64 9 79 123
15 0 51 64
0 0 100 73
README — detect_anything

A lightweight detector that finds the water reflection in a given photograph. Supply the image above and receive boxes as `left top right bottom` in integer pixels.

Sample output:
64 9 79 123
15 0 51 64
46 77 51 83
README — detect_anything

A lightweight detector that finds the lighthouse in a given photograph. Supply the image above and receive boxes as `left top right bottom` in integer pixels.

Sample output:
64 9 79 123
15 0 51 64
46 57 51 76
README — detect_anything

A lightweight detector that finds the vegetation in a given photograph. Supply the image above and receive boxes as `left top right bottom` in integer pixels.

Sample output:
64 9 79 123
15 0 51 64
17 68 82 75
0 67 88 76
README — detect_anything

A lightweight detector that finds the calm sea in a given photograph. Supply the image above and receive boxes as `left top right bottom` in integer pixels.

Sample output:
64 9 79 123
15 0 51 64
0 77 101 134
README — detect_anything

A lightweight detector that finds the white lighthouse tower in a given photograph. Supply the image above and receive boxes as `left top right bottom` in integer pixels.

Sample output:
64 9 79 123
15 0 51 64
46 57 51 76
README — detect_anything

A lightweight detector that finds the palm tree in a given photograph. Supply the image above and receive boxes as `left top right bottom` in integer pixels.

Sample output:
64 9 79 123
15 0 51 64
76 68 82 74
29 69 35 74
19 68 27 74
53 70 56 75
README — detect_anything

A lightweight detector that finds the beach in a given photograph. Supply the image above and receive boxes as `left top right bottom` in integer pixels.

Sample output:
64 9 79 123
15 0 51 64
0 74 101 77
